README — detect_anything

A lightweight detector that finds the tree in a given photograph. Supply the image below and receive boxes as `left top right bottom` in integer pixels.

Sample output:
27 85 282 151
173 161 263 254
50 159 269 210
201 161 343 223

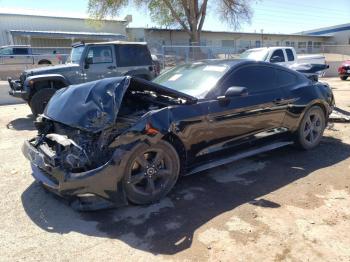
88 0 252 45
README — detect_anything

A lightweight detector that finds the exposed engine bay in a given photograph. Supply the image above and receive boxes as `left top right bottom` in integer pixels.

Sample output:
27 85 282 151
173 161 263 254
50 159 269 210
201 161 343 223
32 77 195 173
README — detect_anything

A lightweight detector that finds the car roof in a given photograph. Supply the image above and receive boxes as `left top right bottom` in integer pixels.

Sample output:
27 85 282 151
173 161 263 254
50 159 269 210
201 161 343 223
0 45 30 48
72 41 148 48
246 46 293 52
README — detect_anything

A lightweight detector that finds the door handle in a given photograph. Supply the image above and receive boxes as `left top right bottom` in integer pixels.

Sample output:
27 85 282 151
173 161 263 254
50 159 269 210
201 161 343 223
107 66 116 70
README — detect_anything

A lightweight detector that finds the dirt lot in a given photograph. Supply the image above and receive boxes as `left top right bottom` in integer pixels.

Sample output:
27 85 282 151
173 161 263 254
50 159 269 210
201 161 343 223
0 78 349 261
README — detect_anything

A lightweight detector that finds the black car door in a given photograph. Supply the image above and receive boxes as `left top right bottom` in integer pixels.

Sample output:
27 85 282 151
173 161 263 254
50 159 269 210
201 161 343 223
202 64 289 156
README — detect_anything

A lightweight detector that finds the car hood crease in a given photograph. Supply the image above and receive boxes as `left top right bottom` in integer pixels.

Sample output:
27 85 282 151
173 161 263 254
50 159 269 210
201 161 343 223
43 76 197 133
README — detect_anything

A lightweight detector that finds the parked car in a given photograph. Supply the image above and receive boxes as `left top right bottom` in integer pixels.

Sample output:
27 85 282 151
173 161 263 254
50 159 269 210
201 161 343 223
0 45 62 66
240 47 326 67
338 60 350 80
8 41 156 116
22 60 334 210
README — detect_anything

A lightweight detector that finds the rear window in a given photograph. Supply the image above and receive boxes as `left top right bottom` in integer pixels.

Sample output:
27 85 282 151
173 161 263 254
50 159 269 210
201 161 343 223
115 45 152 67
286 49 295 61
13 48 29 55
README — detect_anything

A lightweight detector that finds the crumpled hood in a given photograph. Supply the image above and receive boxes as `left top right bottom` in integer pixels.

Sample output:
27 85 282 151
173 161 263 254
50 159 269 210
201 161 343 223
44 77 129 133
25 63 80 76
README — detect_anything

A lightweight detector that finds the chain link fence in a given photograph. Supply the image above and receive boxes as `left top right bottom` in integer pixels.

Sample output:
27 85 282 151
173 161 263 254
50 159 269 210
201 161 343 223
157 44 350 77
158 45 239 70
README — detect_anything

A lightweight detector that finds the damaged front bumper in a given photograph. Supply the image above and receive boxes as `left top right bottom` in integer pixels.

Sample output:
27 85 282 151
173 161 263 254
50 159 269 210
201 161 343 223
8 77 29 100
22 139 128 210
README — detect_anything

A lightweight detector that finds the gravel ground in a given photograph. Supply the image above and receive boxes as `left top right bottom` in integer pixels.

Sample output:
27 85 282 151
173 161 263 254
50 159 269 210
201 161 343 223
0 81 24 105
0 78 349 261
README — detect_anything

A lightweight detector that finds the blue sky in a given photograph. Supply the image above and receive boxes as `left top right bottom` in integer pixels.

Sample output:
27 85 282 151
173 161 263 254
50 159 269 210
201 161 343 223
1 0 350 33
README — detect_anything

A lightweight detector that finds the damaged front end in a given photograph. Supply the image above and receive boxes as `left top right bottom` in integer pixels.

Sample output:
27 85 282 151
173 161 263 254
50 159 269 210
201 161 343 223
22 76 196 210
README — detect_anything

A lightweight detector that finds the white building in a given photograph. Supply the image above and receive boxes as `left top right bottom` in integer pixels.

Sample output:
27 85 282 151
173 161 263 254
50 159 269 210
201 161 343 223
127 27 332 54
303 23 350 45
0 9 130 48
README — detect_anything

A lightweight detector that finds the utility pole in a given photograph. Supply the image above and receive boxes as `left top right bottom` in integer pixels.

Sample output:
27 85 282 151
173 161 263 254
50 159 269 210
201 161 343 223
261 29 264 47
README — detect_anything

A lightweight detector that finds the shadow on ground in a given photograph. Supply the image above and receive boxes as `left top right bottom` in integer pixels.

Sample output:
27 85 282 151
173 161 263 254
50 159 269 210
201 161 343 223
6 114 35 130
21 136 350 255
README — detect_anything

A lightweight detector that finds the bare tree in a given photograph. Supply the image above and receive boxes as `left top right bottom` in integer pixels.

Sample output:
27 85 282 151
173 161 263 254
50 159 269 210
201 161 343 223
88 0 252 45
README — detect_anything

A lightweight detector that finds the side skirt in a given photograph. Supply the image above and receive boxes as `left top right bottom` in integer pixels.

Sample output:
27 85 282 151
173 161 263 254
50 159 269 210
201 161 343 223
186 141 294 176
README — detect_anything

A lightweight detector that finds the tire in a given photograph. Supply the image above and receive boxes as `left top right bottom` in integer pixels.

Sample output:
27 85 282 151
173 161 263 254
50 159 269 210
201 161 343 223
340 76 348 81
296 106 326 150
29 88 56 116
123 140 180 205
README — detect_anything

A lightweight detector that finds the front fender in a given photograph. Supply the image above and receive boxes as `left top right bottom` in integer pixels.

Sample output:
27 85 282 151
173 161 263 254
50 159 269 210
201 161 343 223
23 74 70 99
24 74 69 89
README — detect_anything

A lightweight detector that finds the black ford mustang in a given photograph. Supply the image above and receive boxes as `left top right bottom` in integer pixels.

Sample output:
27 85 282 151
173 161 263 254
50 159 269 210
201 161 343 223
22 60 334 210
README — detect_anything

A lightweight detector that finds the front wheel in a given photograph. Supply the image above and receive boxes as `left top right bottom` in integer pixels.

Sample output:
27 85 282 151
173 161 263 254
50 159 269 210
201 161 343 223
296 106 326 150
340 76 348 81
123 140 180 205
29 88 56 116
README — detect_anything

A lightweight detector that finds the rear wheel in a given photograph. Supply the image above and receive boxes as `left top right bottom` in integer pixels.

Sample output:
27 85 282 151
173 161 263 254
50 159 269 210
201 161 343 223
29 88 56 116
296 106 326 150
340 76 348 81
123 140 180 205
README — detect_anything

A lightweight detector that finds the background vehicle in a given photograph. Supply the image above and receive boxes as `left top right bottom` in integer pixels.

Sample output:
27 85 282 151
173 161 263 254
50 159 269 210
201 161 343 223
240 47 326 66
22 60 334 210
338 60 350 80
0 45 61 66
8 41 156 116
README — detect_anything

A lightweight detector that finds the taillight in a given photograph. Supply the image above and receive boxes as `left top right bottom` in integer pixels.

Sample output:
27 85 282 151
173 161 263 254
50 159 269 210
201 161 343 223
338 67 346 74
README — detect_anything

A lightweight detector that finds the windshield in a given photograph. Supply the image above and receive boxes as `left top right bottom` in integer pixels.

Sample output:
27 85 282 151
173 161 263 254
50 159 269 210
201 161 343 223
68 45 85 64
153 63 229 98
240 49 269 61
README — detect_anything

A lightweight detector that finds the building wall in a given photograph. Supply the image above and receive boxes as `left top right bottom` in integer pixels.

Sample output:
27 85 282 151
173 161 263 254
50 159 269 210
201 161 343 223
329 30 350 45
0 13 127 46
127 28 330 54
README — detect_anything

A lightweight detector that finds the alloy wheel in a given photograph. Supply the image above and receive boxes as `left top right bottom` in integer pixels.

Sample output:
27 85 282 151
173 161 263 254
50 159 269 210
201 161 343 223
302 110 324 145
127 149 173 197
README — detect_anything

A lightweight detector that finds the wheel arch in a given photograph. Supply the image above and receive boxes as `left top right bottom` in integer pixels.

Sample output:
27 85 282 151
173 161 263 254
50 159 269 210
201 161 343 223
24 74 69 101
162 132 187 175
293 101 328 133
38 59 52 65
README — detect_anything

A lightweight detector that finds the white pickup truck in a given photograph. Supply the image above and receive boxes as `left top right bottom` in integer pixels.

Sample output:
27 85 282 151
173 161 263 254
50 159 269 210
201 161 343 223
240 47 326 67
0 45 63 66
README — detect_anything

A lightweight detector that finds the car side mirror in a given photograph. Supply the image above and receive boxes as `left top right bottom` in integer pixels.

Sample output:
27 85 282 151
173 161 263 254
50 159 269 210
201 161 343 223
217 86 248 100
84 57 93 69
270 56 283 63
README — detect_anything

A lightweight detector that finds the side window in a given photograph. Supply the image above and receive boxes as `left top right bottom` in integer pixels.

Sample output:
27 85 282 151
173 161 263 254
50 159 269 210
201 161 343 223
87 46 113 64
13 48 29 55
115 45 152 67
222 65 276 94
276 69 298 87
270 49 285 63
286 49 295 61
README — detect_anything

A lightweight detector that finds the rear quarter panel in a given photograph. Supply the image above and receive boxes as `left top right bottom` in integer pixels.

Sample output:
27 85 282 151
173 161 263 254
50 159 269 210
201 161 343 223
282 81 333 132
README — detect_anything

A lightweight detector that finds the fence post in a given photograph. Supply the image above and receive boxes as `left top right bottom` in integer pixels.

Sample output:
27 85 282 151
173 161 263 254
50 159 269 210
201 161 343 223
161 45 165 69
